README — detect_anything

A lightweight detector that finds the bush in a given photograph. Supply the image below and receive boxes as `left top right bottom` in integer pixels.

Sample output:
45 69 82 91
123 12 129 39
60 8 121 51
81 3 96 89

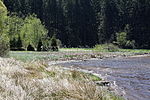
50 35 58 51
116 32 135 49
0 34 9 57
42 38 61 51
94 43 119 52
27 44 35 51
125 40 135 49
42 38 50 51
116 32 127 48
56 39 62 48
0 1 9 57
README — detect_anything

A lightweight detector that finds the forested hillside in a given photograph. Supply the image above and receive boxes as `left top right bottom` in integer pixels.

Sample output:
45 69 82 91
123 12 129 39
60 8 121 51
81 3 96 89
4 0 150 48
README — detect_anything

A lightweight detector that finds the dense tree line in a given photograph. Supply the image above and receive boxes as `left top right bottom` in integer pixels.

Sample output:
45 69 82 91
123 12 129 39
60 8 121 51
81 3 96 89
4 0 150 48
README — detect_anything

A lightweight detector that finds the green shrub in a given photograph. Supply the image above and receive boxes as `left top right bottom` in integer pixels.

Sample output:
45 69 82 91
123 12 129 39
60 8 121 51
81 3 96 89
116 32 127 48
42 38 50 51
94 43 119 52
50 35 59 51
0 1 9 57
41 37 61 51
0 34 9 57
125 40 135 49
56 39 62 48
116 32 135 49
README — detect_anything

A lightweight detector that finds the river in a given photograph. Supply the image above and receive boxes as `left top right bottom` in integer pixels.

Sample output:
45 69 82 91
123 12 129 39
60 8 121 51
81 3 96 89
58 56 150 100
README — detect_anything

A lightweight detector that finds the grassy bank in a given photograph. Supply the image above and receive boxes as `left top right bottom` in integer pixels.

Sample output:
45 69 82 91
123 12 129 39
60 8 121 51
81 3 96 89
119 49 150 54
0 57 123 100
9 48 96 62
10 48 150 62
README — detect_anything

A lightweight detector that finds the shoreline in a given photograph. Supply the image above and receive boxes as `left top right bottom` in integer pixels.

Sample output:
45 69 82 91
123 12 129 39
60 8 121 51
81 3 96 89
56 64 126 99
49 53 150 100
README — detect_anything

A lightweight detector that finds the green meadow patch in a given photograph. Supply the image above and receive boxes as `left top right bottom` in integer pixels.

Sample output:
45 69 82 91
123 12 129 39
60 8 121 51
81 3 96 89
9 51 60 62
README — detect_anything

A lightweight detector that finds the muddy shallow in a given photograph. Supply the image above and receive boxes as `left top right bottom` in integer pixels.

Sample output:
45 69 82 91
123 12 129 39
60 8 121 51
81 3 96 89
58 56 150 100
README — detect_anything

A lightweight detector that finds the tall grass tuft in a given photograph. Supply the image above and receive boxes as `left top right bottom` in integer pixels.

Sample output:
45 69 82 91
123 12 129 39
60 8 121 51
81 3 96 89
0 57 123 100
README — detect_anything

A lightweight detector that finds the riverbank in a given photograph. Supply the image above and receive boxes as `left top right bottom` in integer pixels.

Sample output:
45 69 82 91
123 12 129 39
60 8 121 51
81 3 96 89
8 49 150 100
9 48 150 62
0 57 123 100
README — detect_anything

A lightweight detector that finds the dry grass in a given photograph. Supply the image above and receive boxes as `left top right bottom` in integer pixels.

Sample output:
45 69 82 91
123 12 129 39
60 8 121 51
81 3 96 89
0 57 123 100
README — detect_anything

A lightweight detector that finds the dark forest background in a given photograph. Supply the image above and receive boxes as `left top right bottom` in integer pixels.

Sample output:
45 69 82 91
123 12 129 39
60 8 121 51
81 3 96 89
4 0 150 48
